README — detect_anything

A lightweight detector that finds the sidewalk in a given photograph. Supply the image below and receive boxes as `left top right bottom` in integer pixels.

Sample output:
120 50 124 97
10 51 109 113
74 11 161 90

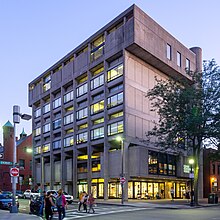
0 209 41 220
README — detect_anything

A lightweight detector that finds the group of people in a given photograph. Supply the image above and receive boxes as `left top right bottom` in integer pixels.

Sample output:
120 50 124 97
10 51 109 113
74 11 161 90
39 189 67 220
78 191 96 214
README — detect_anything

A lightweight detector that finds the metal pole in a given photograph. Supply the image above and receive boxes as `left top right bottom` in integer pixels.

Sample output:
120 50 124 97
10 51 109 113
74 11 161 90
121 139 124 205
190 165 194 206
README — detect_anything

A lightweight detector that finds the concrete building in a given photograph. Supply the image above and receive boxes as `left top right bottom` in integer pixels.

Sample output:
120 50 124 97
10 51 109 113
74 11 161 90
28 5 202 200
0 121 32 191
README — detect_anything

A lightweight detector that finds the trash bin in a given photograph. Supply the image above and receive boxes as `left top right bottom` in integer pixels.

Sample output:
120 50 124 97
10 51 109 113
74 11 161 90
208 193 218 204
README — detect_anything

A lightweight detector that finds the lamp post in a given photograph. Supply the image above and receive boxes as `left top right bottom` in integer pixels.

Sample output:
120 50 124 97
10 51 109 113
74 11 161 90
10 105 31 213
116 136 124 204
189 158 194 207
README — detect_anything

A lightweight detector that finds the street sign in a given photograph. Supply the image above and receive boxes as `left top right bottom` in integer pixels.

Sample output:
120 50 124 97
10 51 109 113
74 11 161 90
0 144 4 153
189 173 194 179
10 167 19 177
120 177 126 184
184 165 190 173
0 161 13 165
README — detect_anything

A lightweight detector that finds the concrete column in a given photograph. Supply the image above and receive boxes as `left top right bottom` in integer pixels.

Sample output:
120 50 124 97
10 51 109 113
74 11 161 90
190 47 202 73
72 148 78 198
124 141 129 201
103 143 109 200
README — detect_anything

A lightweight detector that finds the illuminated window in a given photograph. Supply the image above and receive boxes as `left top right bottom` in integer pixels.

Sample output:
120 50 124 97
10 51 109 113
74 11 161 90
64 91 73 104
76 83 88 97
53 140 61 150
65 106 74 112
77 163 88 173
34 108 41 118
34 127 41 136
64 113 73 125
35 146 41 155
91 100 104 115
107 121 123 136
91 74 104 90
107 92 123 108
91 127 104 140
42 143 50 152
186 58 190 72
43 74 51 92
107 64 123 81
76 107 88 120
92 160 101 172
109 111 123 119
64 136 74 147
76 132 88 144
93 117 104 125
53 97 61 109
66 128 74 134
43 103 50 114
91 35 105 61
78 123 88 130
92 66 104 76
43 123 50 133
53 118 61 130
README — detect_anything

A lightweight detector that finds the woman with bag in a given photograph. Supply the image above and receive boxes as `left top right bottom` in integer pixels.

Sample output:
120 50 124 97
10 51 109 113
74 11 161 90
56 189 67 220
45 191 55 220
87 193 95 213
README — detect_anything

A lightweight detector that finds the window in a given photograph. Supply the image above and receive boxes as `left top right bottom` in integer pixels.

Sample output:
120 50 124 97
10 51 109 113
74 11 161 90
77 74 88 84
53 118 61 130
43 74 51 92
93 117 104 125
53 97 61 109
34 108 41 118
78 123 88 130
92 66 104 77
177 51 181 67
42 143 50 153
43 103 50 114
65 106 74 112
43 123 50 133
186 58 190 71
76 83 88 97
212 164 215 174
64 91 73 104
19 159 25 168
34 127 41 136
76 132 88 144
166 44 171 60
35 146 41 155
91 36 105 61
78 100 87 107
91 74 104 90
110 111 123 119
107 64 123 81
107 121 123 136
109 84 123 93
92 160 101 172
92 93 104 101
76 107 88 120
91 127 104 140
91 100 104 115
64 113 73 125
53 140 61 150
218 165 220 175
107 92 123 108
66 128 74 134
77 163 88 173
148 151 158 174
64 136 74 147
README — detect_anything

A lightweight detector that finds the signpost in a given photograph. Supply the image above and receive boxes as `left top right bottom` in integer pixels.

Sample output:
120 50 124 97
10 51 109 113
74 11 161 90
120 177 126 184
10 167 19 177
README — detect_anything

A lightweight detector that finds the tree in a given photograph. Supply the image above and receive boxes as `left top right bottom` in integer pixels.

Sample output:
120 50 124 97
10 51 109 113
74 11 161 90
146 60 220 205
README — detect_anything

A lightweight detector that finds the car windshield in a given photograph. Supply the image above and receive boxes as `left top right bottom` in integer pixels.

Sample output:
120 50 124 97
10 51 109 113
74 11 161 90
0 194 12 199
63 192 68 195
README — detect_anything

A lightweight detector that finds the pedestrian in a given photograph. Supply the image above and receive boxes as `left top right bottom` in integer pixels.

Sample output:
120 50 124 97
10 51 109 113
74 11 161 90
56 189 67 220
170 187 174 201
83 192 88 213
45 191 55 220
87 193 95 213
185 188 190 202
39 191 46 217
78 191 84 212
0 190 2 194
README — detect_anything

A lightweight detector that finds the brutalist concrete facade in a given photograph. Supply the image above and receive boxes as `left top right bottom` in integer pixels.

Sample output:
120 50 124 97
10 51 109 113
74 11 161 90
29 5 203 200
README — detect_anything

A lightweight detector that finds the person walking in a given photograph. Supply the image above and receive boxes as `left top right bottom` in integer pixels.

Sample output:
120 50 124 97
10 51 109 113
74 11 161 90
87 193 95 213
170 187 174 201
56 189 67 220
45 191 55 220
83 192 88 213
38 191 46 217
78 191 84 212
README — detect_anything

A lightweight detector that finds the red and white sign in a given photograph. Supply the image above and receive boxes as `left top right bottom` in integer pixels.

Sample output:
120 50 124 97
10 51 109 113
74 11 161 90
120 177 126 184
10 167 19 177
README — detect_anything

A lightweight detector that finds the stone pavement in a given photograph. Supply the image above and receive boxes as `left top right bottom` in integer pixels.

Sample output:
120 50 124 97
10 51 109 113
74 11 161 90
0 210 41 220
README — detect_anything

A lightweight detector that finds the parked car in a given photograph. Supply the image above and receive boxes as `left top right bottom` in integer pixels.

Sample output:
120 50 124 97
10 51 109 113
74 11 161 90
46 190 74 204
16 190 24 198
23 189 40 199
0 193 19 210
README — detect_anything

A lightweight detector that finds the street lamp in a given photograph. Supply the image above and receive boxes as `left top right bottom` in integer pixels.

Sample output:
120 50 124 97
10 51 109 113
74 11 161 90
10 105 31 213
116 136 124 204
189 158 194 207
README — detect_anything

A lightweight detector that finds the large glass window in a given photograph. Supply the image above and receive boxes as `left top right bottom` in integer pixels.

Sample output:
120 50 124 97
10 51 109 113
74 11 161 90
34 108 41 118
53 140 61 150
76 107 88 120
53 118 61 130
93 117 104 125
76 83 88 97
91 36 105 62
109 111 123 119
77 163 88 173
148 151 158 174
76 132 88 144
91 127 104 140
43 123 50 133
53 97 61 109
166 44 172 60
64 136 74 147
43 74 51 92
43 103 50 114
91 74 104 90
34 127 41 136
107 92 123 108
186 58 190 72
107 121 123 136
107 64 123 81
177 51 181 67
42 143 50 153
91 100 104 115
64 91 74 104
35 146 41 155
64 113 73 125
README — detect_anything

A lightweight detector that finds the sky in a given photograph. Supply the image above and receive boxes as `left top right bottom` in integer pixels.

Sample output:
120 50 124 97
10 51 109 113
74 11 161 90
0 0 220 143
